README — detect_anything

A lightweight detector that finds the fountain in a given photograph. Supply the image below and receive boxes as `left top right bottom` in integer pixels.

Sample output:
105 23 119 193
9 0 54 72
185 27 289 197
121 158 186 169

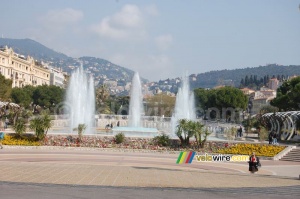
128 72 144 127
170 74 228 141
65 65 95 133
113 72 158 137
171 74 196 136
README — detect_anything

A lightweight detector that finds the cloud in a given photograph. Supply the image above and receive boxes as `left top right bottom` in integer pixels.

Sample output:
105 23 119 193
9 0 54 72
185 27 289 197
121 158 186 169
40 8 83 26
155 34 173 51
113 4 143 28
90 4 145 40
145 5 159 16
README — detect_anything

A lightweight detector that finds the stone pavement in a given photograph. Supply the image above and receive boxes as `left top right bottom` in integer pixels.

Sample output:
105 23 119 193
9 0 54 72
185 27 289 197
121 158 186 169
0 147 299 189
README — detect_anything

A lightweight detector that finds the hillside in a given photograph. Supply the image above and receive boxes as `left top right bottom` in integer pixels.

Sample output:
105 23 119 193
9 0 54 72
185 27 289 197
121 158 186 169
0 38 69 60
1 38 300 94
0 38 141 84
190 64 300 89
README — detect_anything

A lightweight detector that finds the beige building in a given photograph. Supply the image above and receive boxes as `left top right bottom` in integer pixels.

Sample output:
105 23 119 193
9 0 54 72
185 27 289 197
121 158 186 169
240 87 255 95
268 78 279 90
0 46 50 87
251 87 277 114
252 97 274 114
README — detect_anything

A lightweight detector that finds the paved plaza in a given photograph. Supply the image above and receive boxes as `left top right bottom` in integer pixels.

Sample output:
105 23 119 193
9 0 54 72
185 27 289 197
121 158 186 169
0 147 300 198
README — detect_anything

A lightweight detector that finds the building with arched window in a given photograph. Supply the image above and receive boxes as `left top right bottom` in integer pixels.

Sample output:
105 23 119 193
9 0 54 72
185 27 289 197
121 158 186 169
0 46 50 87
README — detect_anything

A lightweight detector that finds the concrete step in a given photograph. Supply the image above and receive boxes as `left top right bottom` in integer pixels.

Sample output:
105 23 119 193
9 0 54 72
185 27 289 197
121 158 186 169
281 156 300 159
280 159 300 162
279 147 300 162
281 157 300 160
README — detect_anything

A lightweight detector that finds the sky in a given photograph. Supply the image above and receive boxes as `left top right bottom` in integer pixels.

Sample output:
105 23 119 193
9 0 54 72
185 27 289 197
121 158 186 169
2 0 300 81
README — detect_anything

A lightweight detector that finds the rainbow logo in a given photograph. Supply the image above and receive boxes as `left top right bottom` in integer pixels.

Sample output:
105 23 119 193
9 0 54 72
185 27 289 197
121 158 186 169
176 151 196 164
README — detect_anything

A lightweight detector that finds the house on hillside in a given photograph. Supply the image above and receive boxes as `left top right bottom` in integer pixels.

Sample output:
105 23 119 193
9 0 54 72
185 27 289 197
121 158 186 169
240 88 255 95
251 87 277 114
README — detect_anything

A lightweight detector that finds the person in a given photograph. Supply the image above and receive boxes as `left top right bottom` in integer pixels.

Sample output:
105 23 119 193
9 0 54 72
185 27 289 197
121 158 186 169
4 117 9 129
110 123 113 129
0 132 4 149
249 152 260 173
117 121 120 127
239 126 243 137
272 133 278 145
268 131 274 144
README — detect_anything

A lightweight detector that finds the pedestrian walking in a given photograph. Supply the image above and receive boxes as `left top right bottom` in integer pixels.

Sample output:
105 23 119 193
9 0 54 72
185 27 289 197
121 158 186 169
248 152 260 173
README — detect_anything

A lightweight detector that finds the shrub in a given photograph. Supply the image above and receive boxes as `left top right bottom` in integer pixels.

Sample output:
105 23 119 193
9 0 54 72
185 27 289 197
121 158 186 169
115 133 125 144
258 126 268 142
153 133 171 146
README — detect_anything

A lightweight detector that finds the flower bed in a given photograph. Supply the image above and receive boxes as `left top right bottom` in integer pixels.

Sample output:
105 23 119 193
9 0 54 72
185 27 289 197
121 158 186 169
2 135 40 146
217 143 286 157
2 134 287 157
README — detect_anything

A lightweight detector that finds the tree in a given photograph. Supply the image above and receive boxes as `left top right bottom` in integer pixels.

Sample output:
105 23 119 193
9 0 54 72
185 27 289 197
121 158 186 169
271 76 300 111
29 111 53 140
12 119 27 138
95 85 111 114
258 126 268 143
259 105 279 115
249 75 253 85
145 93 175 117
193 123 210 148
108 95 130 115
245 75 249 86
0 74 12 101
32 85 64 112
194 87 247 121
240 78 245 87
11 86 34 108
214 87 248 110
176 119 194 146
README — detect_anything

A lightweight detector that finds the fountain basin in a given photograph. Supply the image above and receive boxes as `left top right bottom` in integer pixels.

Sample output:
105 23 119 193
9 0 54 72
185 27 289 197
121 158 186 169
112 127 159 138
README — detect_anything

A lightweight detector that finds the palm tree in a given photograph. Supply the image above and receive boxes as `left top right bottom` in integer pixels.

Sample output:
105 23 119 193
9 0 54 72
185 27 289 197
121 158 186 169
29 111 52 140
77 123 86 141
95 85 110 113
176 119 194 146
193 123 210 148
12 119 27 138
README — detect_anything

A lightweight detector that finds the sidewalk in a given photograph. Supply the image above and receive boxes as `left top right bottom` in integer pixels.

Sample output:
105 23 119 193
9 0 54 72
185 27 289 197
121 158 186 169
0 148 299 189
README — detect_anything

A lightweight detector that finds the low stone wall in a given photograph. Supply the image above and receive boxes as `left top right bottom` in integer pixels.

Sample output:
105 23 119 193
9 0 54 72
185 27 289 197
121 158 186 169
42 135 227 153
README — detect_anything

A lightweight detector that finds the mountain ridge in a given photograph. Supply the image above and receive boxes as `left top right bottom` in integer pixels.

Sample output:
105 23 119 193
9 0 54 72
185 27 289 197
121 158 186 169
1 38 300 93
